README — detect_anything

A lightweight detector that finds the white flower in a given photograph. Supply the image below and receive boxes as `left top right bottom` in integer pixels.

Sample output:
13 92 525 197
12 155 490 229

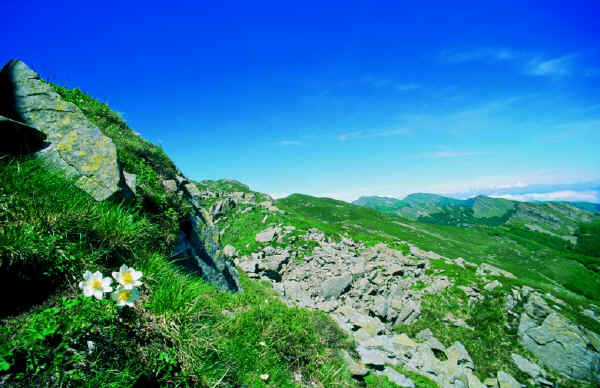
79 271 113 299
260 374 269 381
112 265 143 290
112 285 140 308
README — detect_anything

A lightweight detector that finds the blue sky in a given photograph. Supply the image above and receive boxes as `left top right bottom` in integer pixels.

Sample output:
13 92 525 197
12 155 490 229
2 1 600 202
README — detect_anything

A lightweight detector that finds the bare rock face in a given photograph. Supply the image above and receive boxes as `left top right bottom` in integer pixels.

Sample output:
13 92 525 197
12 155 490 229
0 59 123 200
518 293 600 384
172 182 242 292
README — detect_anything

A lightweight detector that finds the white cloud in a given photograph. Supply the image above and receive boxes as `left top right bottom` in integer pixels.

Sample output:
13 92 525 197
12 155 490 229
337 128 409 141
279 140 301 146
525 55 575 77
440 47 517 63
490 190 599 203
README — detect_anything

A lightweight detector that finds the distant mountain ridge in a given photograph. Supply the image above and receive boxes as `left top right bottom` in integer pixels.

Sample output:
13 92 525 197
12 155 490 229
353 193 597 242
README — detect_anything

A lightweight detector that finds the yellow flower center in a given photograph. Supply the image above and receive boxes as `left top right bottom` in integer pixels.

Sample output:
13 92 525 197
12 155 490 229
122 272 133 284
119 290 131 301
92 279 102 290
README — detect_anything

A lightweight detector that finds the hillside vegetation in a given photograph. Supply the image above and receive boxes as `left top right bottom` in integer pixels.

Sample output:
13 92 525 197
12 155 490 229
2 62 599 388
0 86 359 387
292 194 600 301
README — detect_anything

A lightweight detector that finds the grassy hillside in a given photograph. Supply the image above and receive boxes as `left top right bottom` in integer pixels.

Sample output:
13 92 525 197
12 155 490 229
354 194 596 242
0 87 360 387
282 194 600 303
199 184 600 387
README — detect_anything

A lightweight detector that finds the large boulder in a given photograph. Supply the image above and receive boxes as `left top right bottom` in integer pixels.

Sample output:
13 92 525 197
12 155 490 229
0 59 123 201
519 308 600 383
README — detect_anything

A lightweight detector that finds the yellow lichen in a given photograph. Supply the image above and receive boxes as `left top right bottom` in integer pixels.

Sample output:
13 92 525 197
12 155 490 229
57 130 78 153
56 101 68 111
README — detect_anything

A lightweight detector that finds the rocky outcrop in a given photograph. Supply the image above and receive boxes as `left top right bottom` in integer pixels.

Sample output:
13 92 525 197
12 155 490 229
0 59 127 201
172 181 242 292
517 292 600 384
0 59 241 293
351 329 499 388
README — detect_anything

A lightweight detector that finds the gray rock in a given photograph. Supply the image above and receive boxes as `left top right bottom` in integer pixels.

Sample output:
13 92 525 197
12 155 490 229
496 370 521 388
183 182 201 197
256 227 278 243
238 257 259 273
393 299 421 325
484 280 502 291
123 171 136 195
377 367 414 387
519 310 600 383
340 349 368 377
510 353 542 379
425 277 452 294
172 215 241 292
262 254 289 273
446 341 474 370
477 263 516 279
415 328 434 342
163 179 177 192
210 197 236 219
339 305 385 335
223 244 237 258
370 295 389 320
357 346 394 367
320 274 353 299
523 293 552 320
1 60 122 201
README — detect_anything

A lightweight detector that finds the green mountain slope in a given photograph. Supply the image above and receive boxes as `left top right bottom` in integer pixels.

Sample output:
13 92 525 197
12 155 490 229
202 184 600 387
288 194 600 300
354 194 596 242
3 60 600 388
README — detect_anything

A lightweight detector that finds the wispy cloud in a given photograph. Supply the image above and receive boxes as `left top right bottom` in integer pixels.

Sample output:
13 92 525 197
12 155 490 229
440 47 583 78
337 128 409 141
361 76 420 92
279 140 302 146
490 190 598 203
525 55 575 77
413 150 488 159
439 47 517 63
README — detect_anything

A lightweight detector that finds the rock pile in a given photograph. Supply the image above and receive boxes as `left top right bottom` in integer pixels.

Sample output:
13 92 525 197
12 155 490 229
238 228 444 332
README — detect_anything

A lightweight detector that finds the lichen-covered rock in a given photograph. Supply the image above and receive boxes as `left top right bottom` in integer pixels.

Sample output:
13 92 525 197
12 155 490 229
496 370 521 388
519 307 600 383
376 367 415 387
0 59 122 200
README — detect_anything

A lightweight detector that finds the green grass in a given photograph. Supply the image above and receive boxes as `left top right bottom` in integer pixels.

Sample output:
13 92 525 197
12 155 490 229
277 194 600 304
364 365 438 388
0 85 365 387
0 157 360 387
0 158 157 316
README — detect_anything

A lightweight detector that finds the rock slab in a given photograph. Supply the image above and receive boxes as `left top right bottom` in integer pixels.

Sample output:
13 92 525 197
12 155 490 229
0 59 122 200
